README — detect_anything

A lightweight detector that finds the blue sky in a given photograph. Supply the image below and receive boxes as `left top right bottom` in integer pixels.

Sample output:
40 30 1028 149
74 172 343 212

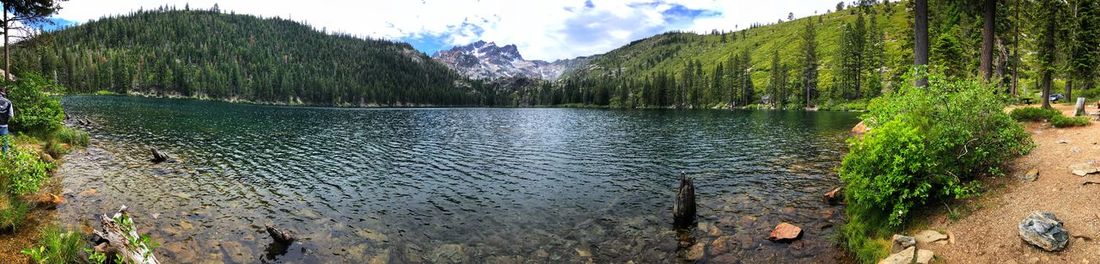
51 0 842 60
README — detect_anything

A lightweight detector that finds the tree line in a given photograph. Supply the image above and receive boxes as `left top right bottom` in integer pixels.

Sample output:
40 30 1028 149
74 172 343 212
11 7 478 106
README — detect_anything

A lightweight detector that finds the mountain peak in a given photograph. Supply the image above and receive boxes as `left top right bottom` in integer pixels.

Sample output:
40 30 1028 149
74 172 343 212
433 41 588 80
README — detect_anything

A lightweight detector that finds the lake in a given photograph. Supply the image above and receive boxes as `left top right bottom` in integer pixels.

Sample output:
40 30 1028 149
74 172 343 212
57 96 859 263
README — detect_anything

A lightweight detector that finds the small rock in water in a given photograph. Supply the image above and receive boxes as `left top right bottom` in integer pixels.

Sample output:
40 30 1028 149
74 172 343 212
574 247 592 258
686 242 705 260
429 244 468 264
823 187 843 205
1018 211 1069 251
711 236 732 255
768 222 802 241
914 230 947 244
265 225 296 244
78 188 99 197
891 234 916 253
879 246 916 264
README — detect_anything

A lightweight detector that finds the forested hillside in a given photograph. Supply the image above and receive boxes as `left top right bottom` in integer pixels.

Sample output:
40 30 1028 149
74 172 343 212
559 2 911 109
557 0 1093 110
10 7 475 106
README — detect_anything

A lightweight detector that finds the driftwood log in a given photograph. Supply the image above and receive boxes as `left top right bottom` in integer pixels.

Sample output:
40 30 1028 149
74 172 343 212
673 174 696 228
150 148 170 163
93 206 160 264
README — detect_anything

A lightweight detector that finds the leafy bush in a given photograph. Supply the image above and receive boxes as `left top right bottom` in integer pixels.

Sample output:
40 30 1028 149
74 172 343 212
0 197 30 231
839 73 1033 263
5 74 65 134
0 146 52 196
1051 115 1091 127
1010 107 1060 121
21 226 85 264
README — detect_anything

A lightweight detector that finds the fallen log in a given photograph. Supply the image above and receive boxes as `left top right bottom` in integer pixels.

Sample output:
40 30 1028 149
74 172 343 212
92 206 160 264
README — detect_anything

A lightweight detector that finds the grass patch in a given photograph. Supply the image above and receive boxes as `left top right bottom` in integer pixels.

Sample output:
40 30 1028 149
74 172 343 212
21 226 85 264
0 197 31 232
50 127 89 147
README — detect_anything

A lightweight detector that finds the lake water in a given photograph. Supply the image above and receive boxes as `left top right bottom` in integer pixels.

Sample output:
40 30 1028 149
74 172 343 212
57 96 859 263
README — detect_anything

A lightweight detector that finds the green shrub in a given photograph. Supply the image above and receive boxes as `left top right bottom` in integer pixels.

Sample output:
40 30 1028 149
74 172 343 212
1051 115 1091 127
839 72 1033 262
5 74 65 134
21 226 85 264
50 127 89 147
0 197 30 231
0 146 52 196
1010 107 1060 121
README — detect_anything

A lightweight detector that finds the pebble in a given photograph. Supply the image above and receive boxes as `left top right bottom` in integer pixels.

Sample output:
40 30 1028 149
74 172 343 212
686 242 705 260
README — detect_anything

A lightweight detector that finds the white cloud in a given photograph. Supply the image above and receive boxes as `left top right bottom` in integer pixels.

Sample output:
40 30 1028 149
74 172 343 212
53 0 840 60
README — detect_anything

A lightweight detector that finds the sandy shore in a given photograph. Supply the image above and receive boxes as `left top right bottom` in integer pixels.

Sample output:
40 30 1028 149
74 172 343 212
915 104 1100 263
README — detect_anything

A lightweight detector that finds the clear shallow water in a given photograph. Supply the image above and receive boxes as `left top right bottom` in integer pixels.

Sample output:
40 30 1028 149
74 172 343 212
57 96 859 263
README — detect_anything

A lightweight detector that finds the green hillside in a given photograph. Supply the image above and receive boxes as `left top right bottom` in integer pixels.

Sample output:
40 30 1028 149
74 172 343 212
10 7 475 106
564 3 913 109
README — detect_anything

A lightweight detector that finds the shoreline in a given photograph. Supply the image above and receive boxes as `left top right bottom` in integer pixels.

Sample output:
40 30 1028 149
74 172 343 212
70 93 867 112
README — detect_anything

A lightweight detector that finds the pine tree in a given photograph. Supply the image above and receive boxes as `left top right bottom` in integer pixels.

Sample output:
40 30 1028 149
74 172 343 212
1072 0 1100 92
800 19 819 107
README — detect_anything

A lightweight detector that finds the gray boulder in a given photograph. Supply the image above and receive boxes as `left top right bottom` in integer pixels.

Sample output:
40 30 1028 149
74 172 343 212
1018 211 1069 251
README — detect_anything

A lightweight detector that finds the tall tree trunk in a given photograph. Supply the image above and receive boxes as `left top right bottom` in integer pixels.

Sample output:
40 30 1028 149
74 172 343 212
1041 6 1056 109
915 0 930 87
1042 71 1052 109
1066 79 1073 103
981 0 996 81
1012 0 1020 96
3 10 8 81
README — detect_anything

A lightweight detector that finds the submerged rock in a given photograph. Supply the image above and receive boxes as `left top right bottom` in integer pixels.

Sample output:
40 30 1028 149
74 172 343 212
429 244 468 264
685 242 705 260
1018 211 1069 251
768 222 802 241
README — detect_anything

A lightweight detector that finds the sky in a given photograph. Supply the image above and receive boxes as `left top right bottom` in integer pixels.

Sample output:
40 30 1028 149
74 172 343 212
52 0 842 61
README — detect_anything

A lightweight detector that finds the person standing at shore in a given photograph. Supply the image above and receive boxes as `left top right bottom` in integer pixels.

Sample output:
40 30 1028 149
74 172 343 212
0 88 12 155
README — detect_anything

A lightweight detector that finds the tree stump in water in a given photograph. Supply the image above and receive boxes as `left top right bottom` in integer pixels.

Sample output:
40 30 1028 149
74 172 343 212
673 175 696 228
92 206 160 264
150 148 170 163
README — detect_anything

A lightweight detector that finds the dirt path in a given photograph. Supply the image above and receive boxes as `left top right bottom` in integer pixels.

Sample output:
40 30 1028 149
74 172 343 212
920 104 1100 263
